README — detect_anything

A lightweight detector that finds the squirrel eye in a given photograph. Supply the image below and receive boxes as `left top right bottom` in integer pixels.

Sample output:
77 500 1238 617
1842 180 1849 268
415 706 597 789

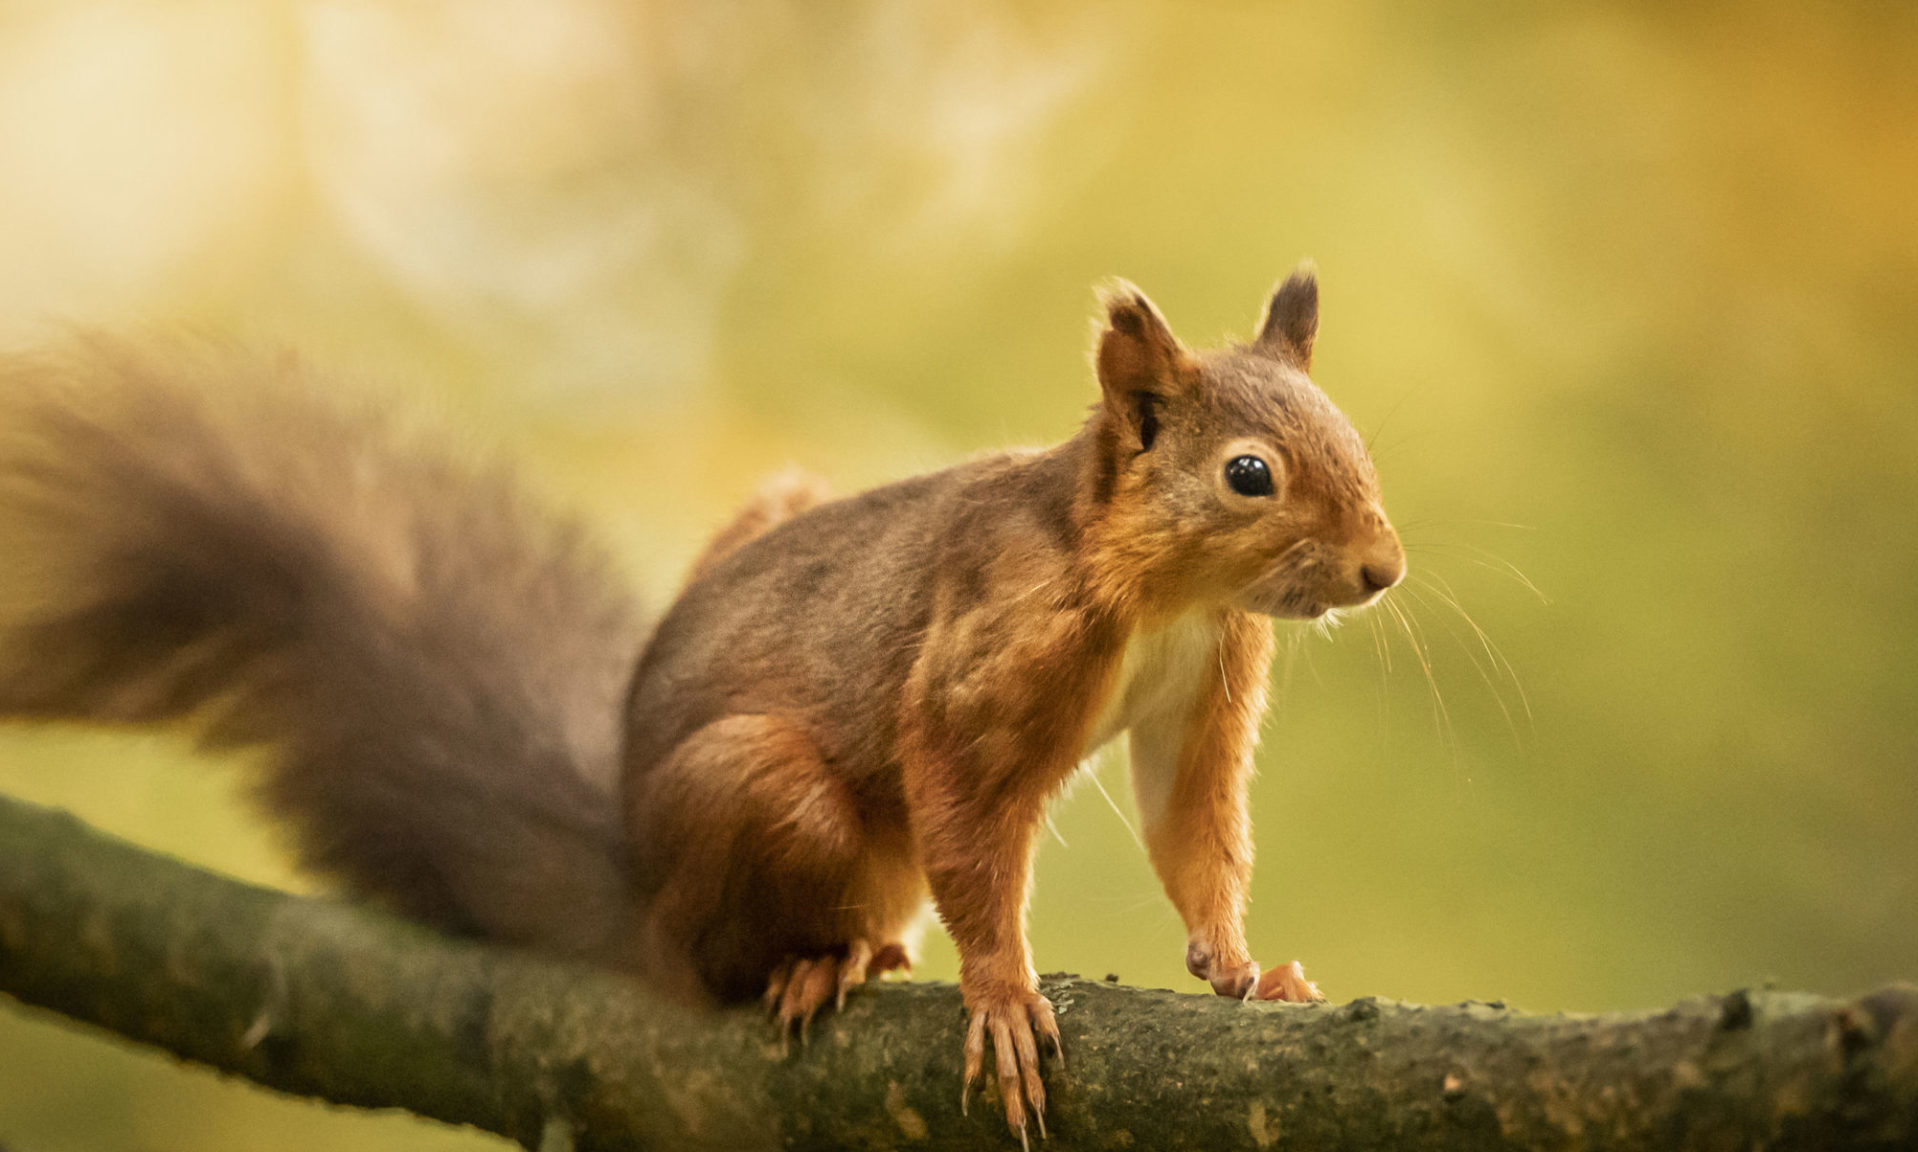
1224 454 1275 497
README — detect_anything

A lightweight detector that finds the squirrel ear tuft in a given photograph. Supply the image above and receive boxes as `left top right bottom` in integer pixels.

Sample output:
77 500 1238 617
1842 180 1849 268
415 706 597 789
1255 262 1319 369
1095 280 1186 398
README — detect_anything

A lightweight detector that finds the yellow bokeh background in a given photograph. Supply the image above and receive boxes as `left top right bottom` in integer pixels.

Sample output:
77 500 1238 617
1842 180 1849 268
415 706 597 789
2 2 1915 1147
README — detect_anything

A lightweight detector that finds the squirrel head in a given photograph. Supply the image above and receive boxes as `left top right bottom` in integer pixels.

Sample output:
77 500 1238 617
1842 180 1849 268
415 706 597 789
1088 265 1404 621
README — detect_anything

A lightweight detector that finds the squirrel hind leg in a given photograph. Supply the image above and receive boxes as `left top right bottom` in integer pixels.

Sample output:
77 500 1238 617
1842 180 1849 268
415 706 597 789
686 469 832 583
633 713 920 1006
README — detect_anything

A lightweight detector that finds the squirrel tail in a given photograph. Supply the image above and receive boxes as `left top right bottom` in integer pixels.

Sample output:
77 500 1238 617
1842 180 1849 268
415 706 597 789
0 339 646 965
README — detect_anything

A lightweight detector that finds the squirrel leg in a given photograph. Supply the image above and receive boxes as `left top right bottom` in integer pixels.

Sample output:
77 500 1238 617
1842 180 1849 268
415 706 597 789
913 766 1065 1144
632 714 922 1018
1129 612 1323 1001
900 603 1123 1142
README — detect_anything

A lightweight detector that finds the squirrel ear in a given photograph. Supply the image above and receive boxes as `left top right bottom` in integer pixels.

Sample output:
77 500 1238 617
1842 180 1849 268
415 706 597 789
1095 280 1189 400
1255 263 1319 369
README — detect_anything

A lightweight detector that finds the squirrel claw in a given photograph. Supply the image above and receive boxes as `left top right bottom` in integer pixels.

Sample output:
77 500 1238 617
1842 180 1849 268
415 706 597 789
962 986 1057 1142
835 939 874 1012
763 959 794 1018
766 939 907 1048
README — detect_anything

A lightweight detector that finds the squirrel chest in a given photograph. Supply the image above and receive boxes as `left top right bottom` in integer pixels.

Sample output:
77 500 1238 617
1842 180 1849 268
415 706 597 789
1084 610 1222 752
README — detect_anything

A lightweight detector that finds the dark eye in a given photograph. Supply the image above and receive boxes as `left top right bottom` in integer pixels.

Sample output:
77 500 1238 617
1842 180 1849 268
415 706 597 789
1224 454 1275 497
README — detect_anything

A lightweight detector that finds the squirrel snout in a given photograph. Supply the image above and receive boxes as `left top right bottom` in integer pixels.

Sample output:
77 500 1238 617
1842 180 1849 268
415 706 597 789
1359 557 1403 595
1357 535 1406 597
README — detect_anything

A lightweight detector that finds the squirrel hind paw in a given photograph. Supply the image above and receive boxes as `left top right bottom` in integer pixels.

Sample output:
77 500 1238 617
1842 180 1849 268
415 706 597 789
765 939 907 1045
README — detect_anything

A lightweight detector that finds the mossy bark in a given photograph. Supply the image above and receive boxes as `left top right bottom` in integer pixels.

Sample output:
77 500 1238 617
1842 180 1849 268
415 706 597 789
1 793 1914 1151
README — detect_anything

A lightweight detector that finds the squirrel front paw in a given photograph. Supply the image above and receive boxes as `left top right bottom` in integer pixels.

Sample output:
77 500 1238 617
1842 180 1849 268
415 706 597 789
961 983 1062 1148
1185 939 1259 999
1187 940 1325 1002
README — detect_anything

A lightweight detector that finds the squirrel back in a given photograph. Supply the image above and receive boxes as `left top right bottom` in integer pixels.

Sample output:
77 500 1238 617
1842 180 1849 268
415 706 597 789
0 339 645 964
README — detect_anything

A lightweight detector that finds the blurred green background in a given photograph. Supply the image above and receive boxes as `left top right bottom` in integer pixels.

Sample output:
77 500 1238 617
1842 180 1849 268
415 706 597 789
2 0 1915 1147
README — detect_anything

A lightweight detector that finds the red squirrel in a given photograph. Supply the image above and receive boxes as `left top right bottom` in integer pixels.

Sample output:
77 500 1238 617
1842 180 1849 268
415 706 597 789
0 266 1402 1141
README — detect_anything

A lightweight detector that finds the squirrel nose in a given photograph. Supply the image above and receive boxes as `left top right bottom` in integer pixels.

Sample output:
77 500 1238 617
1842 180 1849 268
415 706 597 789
1358 544 1405 596
1359 562 1401 595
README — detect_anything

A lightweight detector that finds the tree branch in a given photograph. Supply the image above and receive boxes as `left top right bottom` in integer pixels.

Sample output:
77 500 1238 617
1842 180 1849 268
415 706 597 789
1 793 1913 1151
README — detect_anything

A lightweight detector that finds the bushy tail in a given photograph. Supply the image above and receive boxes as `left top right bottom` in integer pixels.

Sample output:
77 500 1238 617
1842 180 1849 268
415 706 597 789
0 339 645 964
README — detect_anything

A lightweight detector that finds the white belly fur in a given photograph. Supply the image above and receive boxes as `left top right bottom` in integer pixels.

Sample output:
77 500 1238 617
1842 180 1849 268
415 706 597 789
1083 610 1222 756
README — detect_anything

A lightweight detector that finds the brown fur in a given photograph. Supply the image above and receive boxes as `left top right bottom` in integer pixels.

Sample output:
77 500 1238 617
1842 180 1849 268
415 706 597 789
622 267 1402 1134
0 339 644 961
0 268 1401 1140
